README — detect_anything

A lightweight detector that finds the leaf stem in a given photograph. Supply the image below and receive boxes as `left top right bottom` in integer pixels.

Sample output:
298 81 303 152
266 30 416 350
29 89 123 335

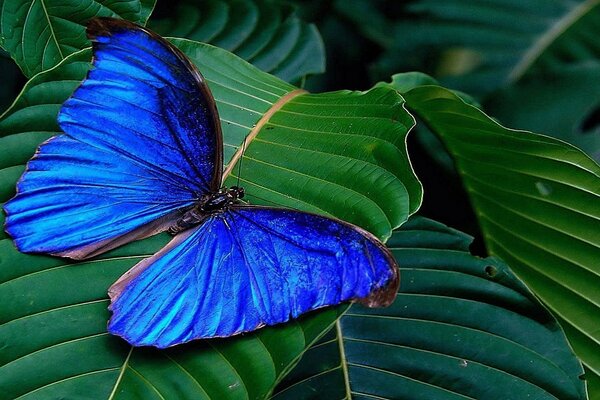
508 0 600 82
108 347 133 400
336 320 351 399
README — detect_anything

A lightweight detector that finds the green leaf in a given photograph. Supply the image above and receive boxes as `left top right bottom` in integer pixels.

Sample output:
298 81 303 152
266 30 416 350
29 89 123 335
388 74 600 398
486 62 600 164
150 0 325 83
383 0 600 94
0 40 421 398
374 72 476 174
0 0 156 77
273 217 587 399
0 232 343 399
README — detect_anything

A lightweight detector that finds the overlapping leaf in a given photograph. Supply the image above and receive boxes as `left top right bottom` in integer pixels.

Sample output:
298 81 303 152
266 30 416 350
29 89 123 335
0 0 156 77
386 74 600 398
373 0 600 95
487 62 600 163
0 40 421 398
150 0 325 83
273 217 586 399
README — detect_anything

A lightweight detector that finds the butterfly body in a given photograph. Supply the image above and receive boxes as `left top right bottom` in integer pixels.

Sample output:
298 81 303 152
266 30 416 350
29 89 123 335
3 17 400 348
168 186 245 234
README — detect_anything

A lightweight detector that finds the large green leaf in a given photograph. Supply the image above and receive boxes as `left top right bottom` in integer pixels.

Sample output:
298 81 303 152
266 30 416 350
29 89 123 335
377 0 600 95
486 62 600 164
272 217 587 399
341 0 600 163
0 40 421 398
388 74 600 398
150 0 325 83
0 0 156 77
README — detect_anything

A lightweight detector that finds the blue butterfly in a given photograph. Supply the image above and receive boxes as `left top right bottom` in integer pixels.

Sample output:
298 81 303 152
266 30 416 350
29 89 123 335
3 18 399 348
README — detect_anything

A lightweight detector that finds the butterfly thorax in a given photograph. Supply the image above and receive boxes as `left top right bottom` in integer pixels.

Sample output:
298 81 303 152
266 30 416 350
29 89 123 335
168 186 245 235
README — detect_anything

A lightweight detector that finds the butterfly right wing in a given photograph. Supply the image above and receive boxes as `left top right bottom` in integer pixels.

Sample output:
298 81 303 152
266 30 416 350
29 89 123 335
107 207 399 348
4 18 222 259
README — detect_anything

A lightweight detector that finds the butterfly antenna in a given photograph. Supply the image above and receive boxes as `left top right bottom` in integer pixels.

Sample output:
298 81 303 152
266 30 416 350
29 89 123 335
233 137 305 214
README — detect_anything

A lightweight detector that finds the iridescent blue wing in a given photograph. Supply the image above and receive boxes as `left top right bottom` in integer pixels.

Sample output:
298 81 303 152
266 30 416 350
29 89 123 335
108 206 399 348
4 18 222 259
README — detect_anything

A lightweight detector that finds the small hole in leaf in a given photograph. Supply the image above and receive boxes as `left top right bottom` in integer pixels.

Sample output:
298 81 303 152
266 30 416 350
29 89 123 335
578 105 600 135
484 265 497 278
579 373 586 381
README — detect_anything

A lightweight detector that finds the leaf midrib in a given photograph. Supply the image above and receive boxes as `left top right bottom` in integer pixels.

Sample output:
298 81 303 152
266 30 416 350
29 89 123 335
222 88 306 179
507 0 600 82
107 347 133 400
16 0 153 76
319 305 573 400
336 320 351 399
38 0 64 63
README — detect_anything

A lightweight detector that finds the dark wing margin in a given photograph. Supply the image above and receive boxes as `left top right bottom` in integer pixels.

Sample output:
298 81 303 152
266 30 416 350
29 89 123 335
107 206 399 348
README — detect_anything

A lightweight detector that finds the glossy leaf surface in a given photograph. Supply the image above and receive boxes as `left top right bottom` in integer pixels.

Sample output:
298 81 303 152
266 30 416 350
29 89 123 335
273 217 586 400
0 40 420 398
391 75 600 398
0 0 156 77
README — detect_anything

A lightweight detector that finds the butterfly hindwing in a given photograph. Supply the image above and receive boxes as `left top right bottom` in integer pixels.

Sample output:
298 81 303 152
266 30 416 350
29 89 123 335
108 206 399 348
4 18 222 259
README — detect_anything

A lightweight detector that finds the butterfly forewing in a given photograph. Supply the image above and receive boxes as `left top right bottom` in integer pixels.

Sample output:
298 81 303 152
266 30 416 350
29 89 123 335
4 18 222 259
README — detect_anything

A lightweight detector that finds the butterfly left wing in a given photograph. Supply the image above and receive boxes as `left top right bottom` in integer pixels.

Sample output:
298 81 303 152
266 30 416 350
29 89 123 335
4 18 222 259
108 206 399 348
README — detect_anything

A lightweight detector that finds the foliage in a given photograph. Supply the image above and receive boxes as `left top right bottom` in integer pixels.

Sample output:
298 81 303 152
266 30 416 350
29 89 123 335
0 34 419 400
298 0 600 162
150 0 325 83
387 73 600 395
1 0 599 399
487 62 600 163
0 0 155 77
273 217 585 400
386 0 600 94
